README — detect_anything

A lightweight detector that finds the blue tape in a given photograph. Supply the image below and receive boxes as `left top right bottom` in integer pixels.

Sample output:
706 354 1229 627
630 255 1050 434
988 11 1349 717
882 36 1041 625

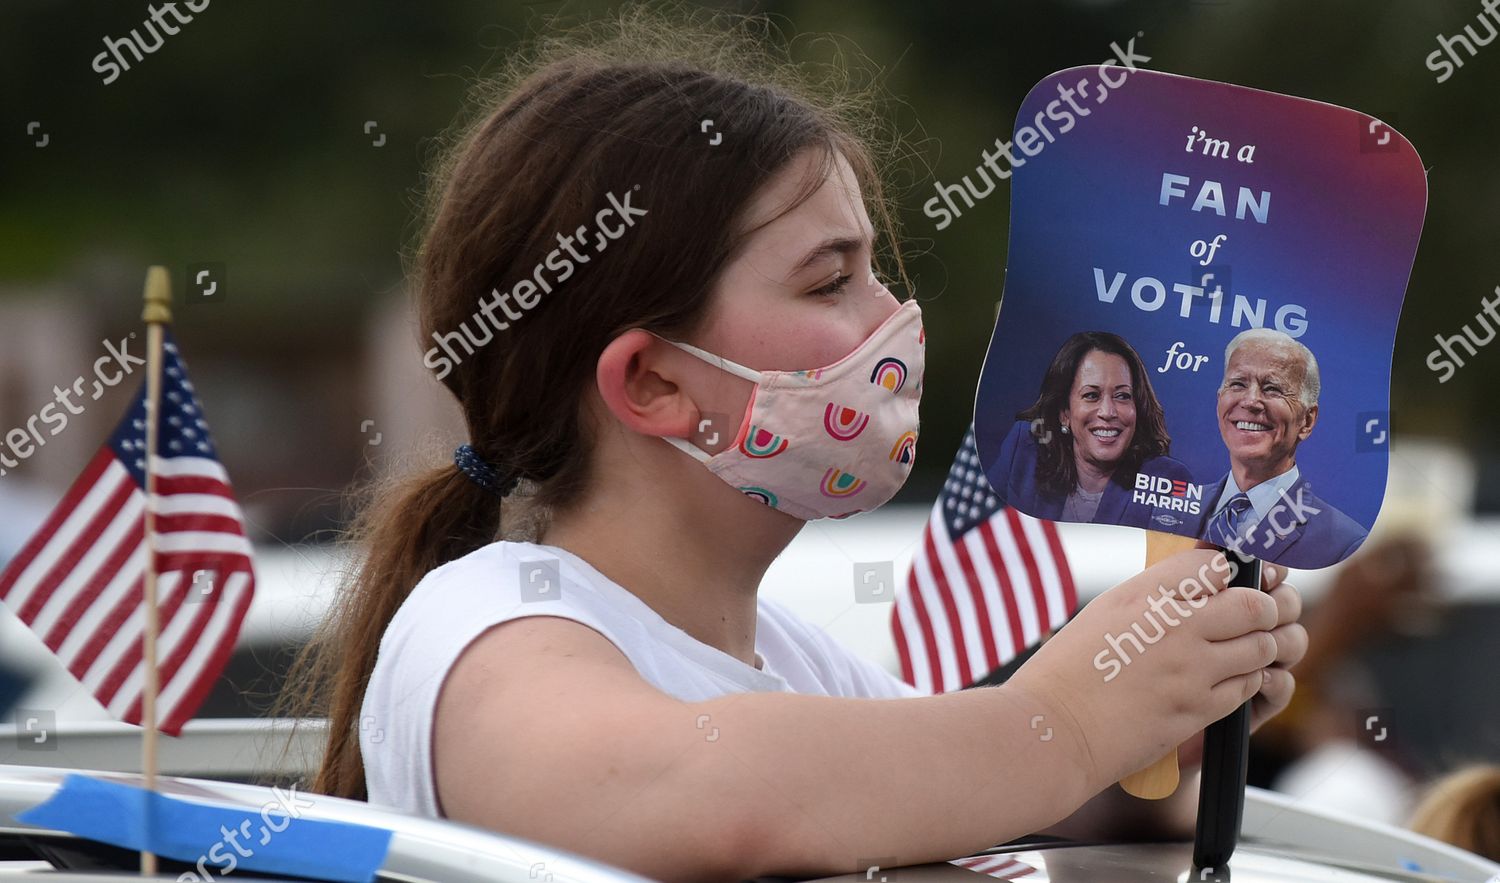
14 773 392 883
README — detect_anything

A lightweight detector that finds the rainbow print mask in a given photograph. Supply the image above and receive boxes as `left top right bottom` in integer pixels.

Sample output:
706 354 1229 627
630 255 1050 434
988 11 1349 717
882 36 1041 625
656 297 925 520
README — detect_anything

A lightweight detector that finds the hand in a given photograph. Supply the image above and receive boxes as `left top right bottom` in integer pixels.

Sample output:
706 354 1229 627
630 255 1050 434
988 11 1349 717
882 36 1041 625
1177 561 1306 770
1008 549 1289 794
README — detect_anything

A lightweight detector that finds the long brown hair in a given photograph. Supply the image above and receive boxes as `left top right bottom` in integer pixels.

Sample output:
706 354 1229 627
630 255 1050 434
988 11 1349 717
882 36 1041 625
272 5 911 801
1409 765 1500 862
1016 331 1171 499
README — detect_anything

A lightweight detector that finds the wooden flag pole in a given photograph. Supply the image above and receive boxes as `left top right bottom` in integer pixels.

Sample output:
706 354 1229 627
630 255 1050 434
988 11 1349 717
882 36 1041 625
1119 529 1199 799
139 266 172 876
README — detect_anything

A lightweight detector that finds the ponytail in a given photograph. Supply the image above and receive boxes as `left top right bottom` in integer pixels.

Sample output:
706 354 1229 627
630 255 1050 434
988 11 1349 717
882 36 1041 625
271 462 510 800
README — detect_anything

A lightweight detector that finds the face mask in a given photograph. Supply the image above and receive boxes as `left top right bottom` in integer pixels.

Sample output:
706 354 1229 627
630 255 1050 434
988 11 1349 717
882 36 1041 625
652 297 924 520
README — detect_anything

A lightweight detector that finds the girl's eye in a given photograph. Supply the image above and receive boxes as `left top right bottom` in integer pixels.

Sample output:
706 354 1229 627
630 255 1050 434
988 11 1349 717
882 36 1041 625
811 273 853 297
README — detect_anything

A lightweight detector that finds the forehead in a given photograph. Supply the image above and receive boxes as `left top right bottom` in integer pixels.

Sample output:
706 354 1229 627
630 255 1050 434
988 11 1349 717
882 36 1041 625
1226 342 1304 377
736 147 874 259
1074 350 1131 384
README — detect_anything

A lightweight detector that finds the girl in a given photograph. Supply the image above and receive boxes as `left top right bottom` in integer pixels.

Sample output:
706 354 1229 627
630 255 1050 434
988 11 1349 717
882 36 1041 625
280 9 1306 881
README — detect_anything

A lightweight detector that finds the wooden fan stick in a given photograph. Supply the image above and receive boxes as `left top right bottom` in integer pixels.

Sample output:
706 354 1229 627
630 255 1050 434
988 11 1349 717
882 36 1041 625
1118 529 1200 799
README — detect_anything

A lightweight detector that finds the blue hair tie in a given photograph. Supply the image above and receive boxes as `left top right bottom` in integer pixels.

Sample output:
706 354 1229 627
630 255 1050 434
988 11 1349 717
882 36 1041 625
453 443 520 498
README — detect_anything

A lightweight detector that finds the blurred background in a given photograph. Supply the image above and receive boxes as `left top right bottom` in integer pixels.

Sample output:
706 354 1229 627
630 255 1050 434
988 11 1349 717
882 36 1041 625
1 0 1498 848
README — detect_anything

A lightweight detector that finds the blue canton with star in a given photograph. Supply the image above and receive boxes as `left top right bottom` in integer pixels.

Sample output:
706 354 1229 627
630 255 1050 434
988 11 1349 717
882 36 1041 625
942 426 1003 536
107 331 218 488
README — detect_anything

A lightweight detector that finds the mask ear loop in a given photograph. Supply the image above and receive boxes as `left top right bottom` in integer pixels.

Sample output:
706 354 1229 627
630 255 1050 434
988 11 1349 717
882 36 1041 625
661 338 763 383
650 334 764 461
661 433 715 463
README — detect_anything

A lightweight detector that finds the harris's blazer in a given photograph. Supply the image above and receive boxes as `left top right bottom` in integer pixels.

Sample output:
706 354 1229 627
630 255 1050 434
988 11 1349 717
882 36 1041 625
991 420 1194 530
1186 471 1368 568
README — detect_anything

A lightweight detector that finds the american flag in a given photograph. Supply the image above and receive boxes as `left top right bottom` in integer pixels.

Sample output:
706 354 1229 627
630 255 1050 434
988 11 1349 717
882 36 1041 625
0 331 254 735
949 854 1036 879
892 424 1076 694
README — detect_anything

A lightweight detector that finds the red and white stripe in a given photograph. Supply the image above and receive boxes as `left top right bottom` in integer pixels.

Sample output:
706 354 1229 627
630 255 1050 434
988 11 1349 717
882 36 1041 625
893 502 1075 695
949 853 1037 878
0 452 254 735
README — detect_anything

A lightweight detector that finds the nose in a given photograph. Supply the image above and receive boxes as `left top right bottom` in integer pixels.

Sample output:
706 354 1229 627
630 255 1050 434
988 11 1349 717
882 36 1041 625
864 284 903 329
1243 383 1266 410
1097 396 1117 419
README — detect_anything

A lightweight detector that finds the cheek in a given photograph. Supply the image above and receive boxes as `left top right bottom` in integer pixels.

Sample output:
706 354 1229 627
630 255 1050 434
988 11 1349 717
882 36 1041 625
771 321 866 370
696 285 858 370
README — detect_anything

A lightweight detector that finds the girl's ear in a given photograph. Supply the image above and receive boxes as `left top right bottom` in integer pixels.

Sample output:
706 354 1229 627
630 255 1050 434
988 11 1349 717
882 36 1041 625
594 329 751 448
594 328 695 439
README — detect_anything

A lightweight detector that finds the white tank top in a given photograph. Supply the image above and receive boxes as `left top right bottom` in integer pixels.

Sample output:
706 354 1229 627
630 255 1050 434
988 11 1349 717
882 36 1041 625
359 539 924 817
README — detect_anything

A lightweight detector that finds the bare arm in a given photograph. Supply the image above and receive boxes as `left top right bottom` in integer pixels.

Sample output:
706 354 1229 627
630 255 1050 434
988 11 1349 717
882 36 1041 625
434 615 1093 881
433 550 1288 882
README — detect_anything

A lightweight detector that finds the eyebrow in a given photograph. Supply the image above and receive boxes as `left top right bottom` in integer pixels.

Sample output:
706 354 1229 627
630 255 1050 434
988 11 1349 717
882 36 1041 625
787 233 871 278
1224 371 1294 388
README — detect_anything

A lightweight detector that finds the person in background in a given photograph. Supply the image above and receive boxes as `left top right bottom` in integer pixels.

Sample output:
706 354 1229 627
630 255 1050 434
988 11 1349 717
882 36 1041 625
1409 765 1500 863
1251 533 1439 825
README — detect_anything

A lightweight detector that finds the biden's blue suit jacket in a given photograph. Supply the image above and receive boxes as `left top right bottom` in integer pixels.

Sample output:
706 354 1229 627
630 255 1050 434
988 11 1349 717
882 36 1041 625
1186 471 1368 568
991 420 1194 530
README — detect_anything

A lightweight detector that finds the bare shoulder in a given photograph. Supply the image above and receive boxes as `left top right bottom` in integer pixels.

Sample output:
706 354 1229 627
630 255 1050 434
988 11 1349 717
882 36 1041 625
432 614 677 821
446 613 639 683
433 614 766 880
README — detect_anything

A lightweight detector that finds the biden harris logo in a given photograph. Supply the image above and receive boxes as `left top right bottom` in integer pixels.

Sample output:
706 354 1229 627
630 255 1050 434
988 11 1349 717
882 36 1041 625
1133 472 1204 517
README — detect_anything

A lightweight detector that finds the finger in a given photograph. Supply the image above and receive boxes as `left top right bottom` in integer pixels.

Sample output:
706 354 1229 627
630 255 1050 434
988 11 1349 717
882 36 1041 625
1196 586 1280 641
1266 582 1302 628
1154 550 1234 604
1269 622 1308 668
1250 668 1296 726
1208 669 1264 717
1206 631 1279 684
